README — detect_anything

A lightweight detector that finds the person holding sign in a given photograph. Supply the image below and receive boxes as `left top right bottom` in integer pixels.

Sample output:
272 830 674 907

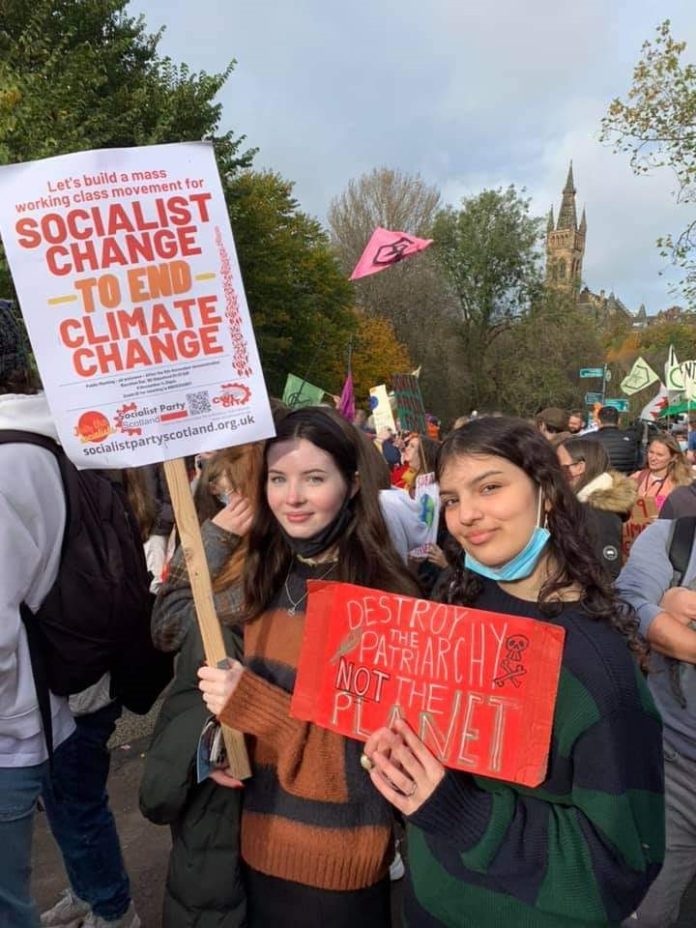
364 416 665 927
630 433 692 513
391 432 439 495
196 408 419 927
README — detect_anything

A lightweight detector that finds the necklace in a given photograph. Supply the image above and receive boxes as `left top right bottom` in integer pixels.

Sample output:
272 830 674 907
284 561 337 616
642 469 668 495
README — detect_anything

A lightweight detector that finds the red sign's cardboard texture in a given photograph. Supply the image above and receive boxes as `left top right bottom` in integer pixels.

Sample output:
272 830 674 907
291 581 566 788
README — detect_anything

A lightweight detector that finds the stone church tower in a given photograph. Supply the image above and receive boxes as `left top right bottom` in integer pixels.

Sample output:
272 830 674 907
546 163 586 292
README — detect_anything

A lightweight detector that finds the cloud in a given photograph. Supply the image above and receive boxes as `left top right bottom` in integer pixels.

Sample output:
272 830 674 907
133 0 696 310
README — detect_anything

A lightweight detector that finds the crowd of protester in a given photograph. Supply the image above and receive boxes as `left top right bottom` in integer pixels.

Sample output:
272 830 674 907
6 295 696 926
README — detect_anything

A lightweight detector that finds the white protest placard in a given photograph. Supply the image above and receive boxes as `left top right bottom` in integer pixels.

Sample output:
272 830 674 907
679 360 696 400
369 383 396 434
409 471 440 558
0 141 274 468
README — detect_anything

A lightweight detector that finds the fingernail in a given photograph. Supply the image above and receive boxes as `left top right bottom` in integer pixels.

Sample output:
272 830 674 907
360 753 374 771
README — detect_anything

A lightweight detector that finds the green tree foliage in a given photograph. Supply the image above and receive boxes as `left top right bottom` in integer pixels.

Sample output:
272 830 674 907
0 0 253 297
0 0 251 168
0 0 361 391
491 290 605 415
601 20 696 304
226 170 354 396
431 186 544 410
602 314 696 419
337 310 412 407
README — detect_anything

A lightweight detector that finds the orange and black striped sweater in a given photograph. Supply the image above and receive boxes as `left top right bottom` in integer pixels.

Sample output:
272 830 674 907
219 559 394 891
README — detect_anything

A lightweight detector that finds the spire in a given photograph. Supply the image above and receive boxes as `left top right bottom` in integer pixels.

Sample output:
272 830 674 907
557 161 578 230
579 207 587 234
547 206 555 233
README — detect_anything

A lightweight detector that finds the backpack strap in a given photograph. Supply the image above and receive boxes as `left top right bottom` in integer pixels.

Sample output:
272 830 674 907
20 603 55 763
667 516 696 586
0 429 59 453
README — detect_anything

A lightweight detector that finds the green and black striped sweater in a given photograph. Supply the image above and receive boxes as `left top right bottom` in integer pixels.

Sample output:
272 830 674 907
405 581 665 928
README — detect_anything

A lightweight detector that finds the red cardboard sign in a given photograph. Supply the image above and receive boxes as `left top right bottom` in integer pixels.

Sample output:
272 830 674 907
291 582 566 787
622 497 659 559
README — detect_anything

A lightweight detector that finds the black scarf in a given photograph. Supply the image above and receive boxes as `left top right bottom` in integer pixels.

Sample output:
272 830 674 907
280 497 353 558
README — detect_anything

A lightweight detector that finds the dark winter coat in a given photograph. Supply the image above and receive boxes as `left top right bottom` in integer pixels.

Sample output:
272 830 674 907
585 426 639 474
659 481 696 519
140 622 246 928
578 471 637 579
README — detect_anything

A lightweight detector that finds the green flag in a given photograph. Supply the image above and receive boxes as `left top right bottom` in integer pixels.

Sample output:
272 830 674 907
620 357 659 396
282 373 324 409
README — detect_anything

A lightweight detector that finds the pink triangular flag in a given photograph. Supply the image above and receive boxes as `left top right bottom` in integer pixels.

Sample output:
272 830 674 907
337 371 355 422
350 227 433 281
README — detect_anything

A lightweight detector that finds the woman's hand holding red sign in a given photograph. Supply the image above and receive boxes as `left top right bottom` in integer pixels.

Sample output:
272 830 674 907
364 718 445 814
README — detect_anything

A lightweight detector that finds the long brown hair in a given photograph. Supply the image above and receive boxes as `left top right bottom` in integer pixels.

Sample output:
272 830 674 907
240 407 420 623
198 443 265 592
121 468 157 542
436 416 647 670
557 435 611 494
647 434 692 487
407 433 440 479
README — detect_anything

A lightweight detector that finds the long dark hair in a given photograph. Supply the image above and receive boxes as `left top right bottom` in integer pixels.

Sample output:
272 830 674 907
557 435 611 494
408 433 439 478
436 416 646 668
241 407 420 622
121 468 157 542
209 443 265 592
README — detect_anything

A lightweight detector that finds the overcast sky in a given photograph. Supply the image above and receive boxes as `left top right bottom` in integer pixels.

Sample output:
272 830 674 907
133 0 696 314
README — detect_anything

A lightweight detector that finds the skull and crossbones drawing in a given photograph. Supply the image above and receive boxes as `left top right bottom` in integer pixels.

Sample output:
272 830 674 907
493 634 530 688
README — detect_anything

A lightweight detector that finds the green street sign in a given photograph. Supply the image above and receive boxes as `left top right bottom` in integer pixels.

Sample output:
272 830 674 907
604 398 629 412
584 392 603 405
579 367 605 378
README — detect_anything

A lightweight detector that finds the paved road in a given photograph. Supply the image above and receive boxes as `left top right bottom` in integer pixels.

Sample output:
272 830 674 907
31 709 696 927
32 707 404 927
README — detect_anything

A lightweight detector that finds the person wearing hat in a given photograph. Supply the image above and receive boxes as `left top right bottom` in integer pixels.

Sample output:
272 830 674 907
0 300 76 926
536 407 570 441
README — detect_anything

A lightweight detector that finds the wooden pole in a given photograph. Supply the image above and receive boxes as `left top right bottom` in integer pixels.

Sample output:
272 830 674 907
163 458 251 779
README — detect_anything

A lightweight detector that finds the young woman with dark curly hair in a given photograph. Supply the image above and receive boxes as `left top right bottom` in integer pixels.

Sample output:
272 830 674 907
363 415 665 928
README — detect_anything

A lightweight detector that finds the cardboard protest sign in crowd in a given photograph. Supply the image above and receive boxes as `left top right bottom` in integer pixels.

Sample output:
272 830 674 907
291 581 566 787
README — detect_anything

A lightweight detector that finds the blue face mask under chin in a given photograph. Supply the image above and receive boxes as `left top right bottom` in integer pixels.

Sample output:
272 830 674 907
463 492 550 582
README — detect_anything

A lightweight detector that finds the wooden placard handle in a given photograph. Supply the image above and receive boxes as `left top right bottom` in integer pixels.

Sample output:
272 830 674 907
163 458 251 779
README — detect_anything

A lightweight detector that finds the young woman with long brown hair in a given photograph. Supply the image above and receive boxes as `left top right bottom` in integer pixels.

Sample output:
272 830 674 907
197 407 419 927
631 433 692 512
141 442 263 928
